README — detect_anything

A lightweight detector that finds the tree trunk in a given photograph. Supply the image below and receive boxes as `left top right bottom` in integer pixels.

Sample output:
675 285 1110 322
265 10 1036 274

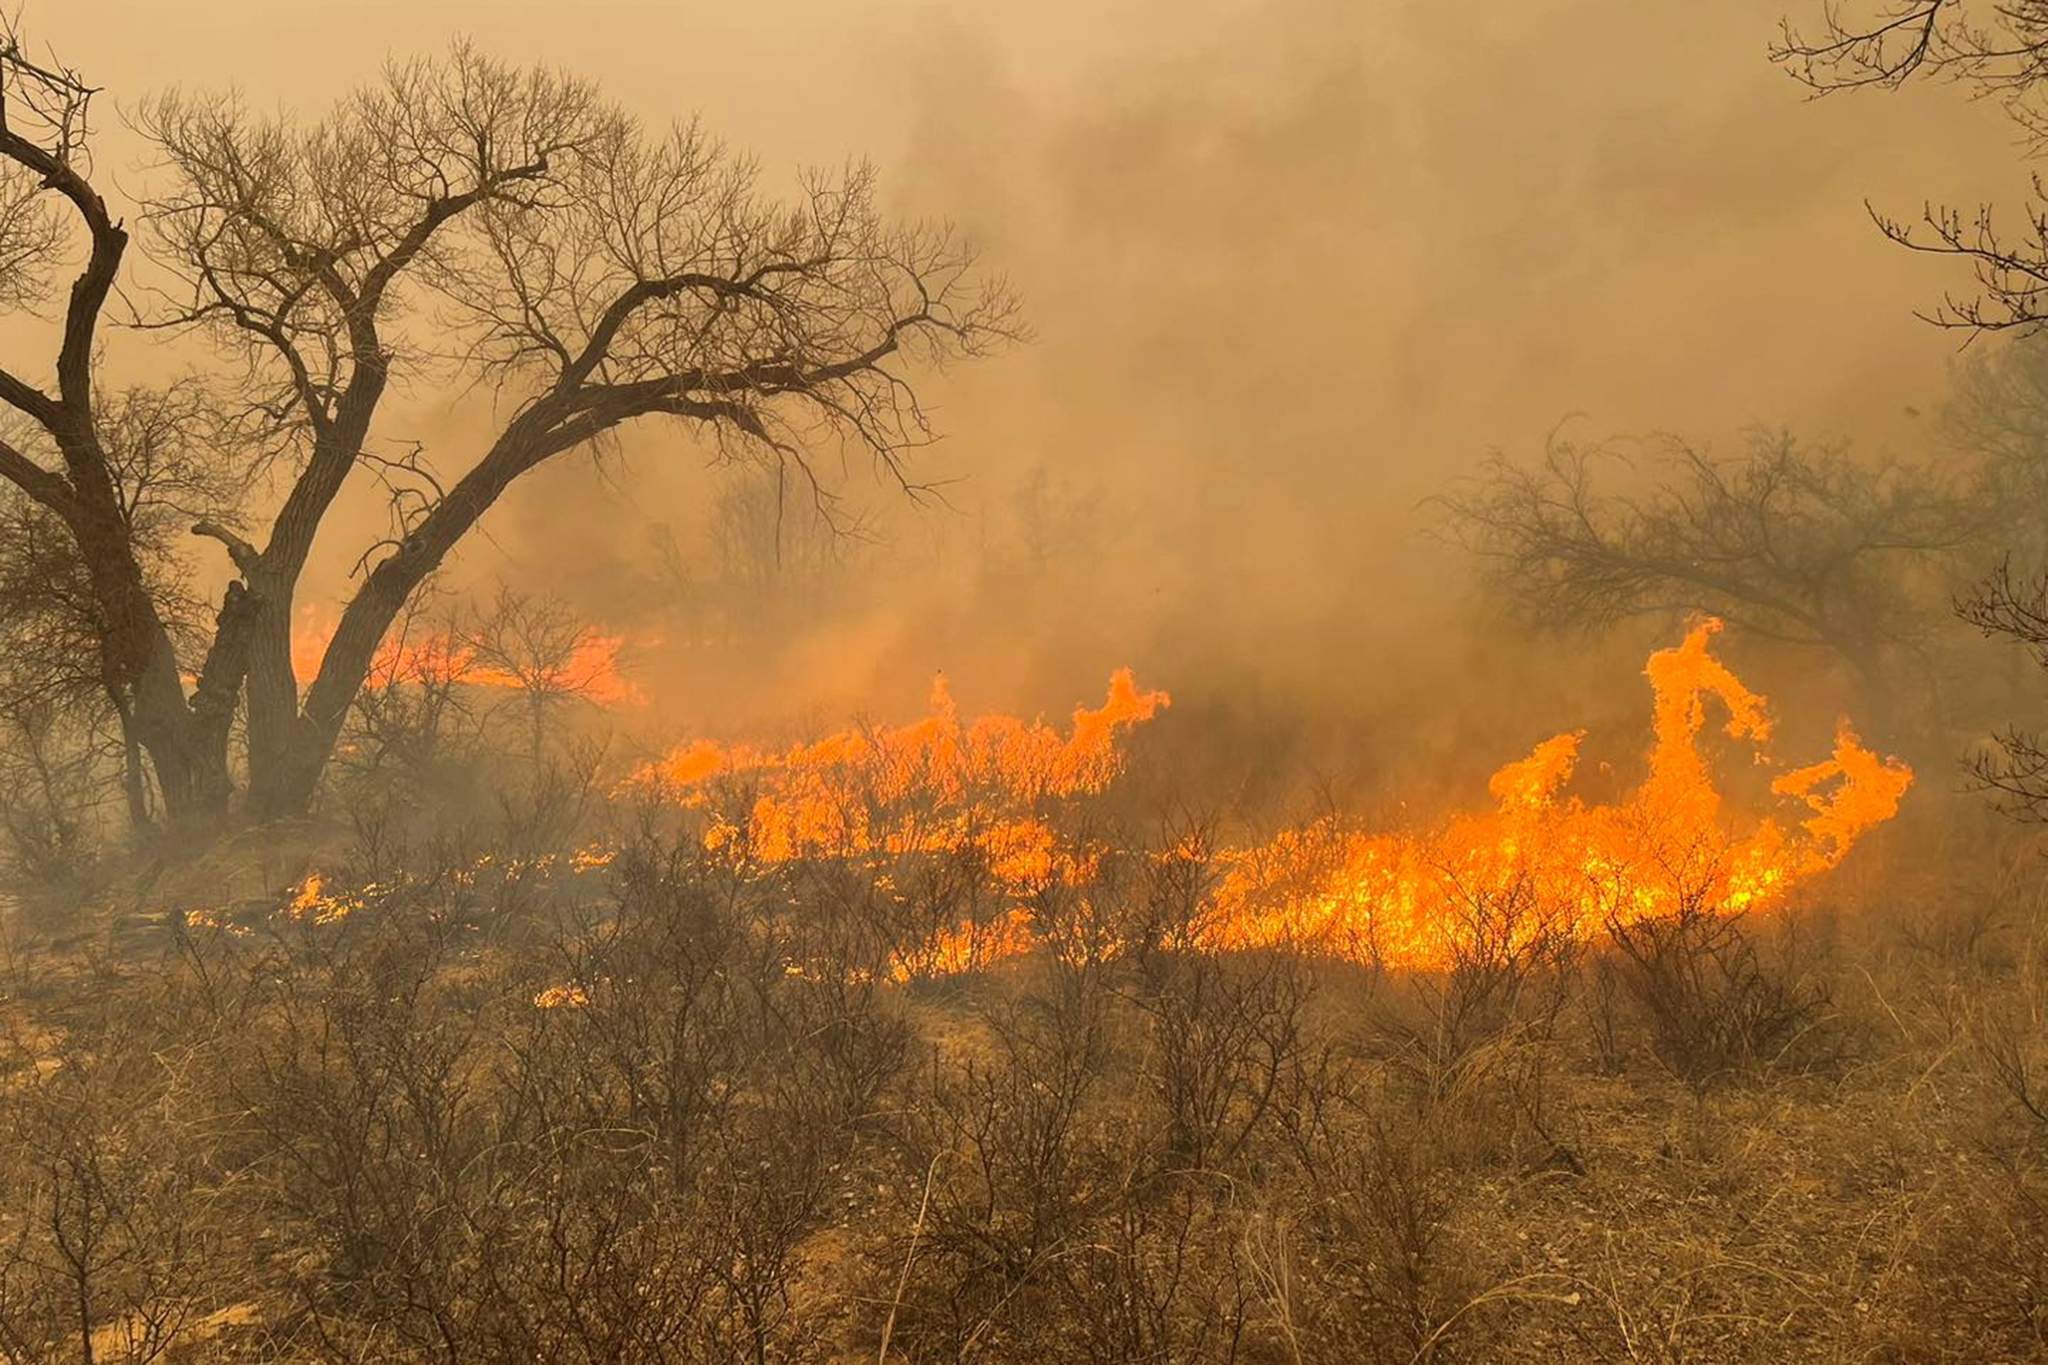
251 419 565 819
128 678 231 831
113 702 151 833
44 423 234 831
241 596 307 820
249 579 408 821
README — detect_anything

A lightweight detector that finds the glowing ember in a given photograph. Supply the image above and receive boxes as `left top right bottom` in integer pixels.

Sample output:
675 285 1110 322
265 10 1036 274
281 871 359 925
570 843 617 873
287 871 323 916
533 984 591 1009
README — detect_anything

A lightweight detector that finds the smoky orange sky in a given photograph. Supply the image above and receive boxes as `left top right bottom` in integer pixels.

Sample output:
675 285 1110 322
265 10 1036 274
20 0 2030 779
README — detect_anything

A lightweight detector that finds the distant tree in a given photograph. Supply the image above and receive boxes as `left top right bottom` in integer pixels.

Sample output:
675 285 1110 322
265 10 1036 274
0 22 1016 828
462 586 617 766
332 591 480 793
1441 427 1984 726
1943 333 2048 558
1009 464 1100 577
1954 559 2048 813
707 464 849 600
635 466 856 654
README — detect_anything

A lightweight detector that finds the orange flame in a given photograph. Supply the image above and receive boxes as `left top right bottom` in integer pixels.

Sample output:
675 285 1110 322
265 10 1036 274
1198 619 1911 968
290 606 643 706
629 668 1171 882
632 622 1912 978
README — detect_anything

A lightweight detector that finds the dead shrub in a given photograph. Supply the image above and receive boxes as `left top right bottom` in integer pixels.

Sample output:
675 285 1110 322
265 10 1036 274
1604 893 1833 1093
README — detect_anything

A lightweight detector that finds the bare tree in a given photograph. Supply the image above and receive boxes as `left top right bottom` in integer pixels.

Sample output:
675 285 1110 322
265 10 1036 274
329 589 480 797
1010 464 1100 577
1774 2 2048 331
1956 558 2048 813
707 464 849 595
0 484 122 856
1440 427 1983 720
0 383 238 835
1943 333 2048 562
0 23 1016 828
462 586 616 766
1772 8 2048 782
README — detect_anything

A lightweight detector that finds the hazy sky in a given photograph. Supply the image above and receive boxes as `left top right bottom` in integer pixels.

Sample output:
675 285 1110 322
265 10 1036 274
18 0 2032 742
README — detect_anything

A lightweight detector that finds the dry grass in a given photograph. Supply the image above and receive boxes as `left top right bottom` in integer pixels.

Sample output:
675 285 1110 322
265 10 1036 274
0 798 2040 1363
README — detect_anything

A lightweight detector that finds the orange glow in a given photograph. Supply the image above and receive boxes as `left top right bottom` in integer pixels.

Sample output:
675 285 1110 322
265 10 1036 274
281 871 358 925
290 606 643 705
287 871 323 915
632 621 1912 978
533 984 591 1009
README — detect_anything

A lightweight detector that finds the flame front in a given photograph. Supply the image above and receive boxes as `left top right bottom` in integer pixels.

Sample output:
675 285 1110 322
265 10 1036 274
632 621 1911 976
629 668 1172 888
1201 621 1911 968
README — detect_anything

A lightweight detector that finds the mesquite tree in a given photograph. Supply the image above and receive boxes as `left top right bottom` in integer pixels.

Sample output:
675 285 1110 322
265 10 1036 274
1774 2 2048 331
1440 428 1987 740
1773 1 2048 804
0 25 1014 825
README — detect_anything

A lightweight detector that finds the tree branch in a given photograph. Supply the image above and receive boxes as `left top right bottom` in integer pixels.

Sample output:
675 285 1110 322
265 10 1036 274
0 364 59 429
189 519 258 577
0 431 73 516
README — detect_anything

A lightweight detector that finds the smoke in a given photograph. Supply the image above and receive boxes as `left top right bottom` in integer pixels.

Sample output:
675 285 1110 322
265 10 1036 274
29 0 2029 800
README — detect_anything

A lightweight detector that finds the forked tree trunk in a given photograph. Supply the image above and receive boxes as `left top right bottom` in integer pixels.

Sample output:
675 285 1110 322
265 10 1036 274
249 564 422 821
247 419 571 820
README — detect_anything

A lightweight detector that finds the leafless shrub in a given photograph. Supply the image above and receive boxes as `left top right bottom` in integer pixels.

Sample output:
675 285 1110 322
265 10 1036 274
1118 826 1337 1173
1583 950 1630 1077
152 838 891 1362
1895 890 2012 975
1355 877 1583 1174
1131 942 1325 1173
1369 877 1577 1097
884 955 1124 1357
331 596 483 812
1274 1110 1503 1365
462 587 623 768
1045 1169 1253 1364
0 972 235 1364
0 693 102 888
1604 893 1833 1094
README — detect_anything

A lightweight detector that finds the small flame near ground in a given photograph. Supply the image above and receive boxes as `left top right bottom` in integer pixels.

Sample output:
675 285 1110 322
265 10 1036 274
627 619 1912 977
